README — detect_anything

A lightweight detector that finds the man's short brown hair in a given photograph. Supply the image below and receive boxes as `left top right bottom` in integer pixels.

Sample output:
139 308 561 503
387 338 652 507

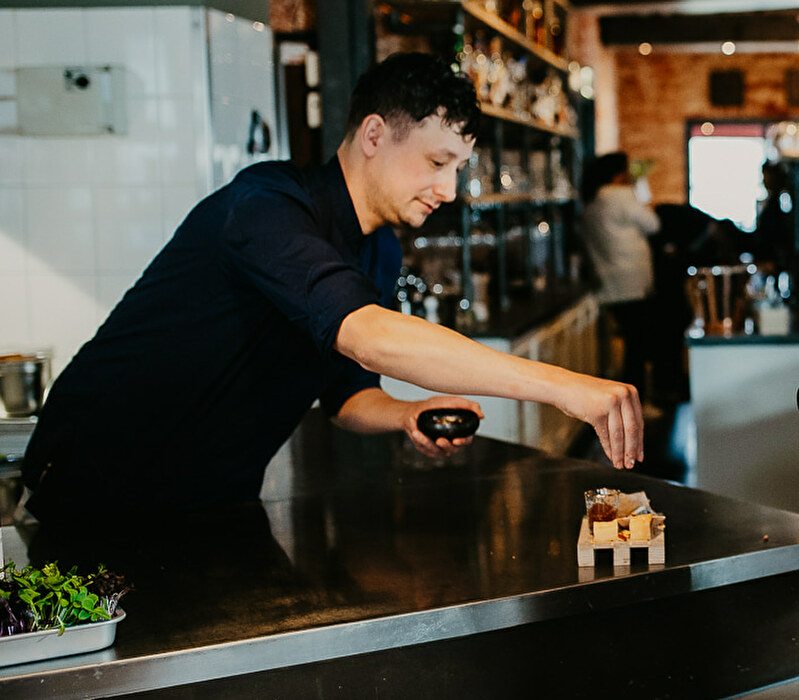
345 52 480 142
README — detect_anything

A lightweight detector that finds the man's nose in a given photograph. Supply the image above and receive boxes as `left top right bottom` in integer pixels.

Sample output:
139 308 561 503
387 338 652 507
433 173 457 203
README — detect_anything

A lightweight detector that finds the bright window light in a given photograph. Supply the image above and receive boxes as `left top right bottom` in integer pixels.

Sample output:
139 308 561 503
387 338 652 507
688 135 767 232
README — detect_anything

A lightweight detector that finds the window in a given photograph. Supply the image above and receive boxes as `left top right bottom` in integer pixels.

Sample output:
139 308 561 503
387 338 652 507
687 122 767 232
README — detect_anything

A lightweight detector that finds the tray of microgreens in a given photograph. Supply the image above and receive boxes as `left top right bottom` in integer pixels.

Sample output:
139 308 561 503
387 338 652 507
0 561 131 667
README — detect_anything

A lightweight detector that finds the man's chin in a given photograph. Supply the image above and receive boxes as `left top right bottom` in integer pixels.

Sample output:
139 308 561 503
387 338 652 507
399 212 429 229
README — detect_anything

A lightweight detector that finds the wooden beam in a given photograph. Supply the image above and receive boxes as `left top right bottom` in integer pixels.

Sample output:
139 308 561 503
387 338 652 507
573 0 799 15
599 11 799 44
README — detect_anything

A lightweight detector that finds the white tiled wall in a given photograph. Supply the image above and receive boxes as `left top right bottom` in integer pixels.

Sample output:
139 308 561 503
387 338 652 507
0 7 214 376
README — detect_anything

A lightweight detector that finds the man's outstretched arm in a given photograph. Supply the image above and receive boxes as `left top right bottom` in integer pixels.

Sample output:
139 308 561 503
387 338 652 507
335 304 644 470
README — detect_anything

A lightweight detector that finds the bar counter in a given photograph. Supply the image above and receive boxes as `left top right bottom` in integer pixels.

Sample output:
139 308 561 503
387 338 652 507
686 330 799 346
3 409 799 698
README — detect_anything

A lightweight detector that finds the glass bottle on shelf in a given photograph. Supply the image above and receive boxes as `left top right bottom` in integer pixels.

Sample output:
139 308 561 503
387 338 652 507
506 54 529 118
550 148 571 199
529 150 548 199
455 298 477 334
465 148 492 198
531 219 551 292
479 148 495 195
499 150 526 194
531 71 556 126
487 37 510 108
547 72 565 125
523 0 546 47
472 272 491 323
504 1 523 33
550 18 566 56
471 30 490 102
395 268 413 315
459 33 475 78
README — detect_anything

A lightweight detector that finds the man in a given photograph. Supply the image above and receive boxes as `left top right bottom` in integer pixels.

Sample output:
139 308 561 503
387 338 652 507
22 53 643 527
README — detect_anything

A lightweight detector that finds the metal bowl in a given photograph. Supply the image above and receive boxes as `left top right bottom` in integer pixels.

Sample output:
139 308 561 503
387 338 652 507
0 354 51 417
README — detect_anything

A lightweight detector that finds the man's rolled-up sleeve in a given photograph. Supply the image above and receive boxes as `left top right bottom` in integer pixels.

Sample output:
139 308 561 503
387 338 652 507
221 193 379 357
318 354 381 417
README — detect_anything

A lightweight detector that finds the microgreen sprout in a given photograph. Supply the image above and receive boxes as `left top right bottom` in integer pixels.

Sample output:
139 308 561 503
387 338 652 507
0 561 131 637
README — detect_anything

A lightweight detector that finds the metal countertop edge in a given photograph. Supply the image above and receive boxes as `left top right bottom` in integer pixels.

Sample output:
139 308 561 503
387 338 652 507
2 545 799 699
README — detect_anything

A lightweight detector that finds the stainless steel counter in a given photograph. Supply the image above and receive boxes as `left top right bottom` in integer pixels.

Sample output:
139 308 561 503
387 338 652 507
0 417 35 462
0 419 33 526
2 409 799 698
686 332 799 346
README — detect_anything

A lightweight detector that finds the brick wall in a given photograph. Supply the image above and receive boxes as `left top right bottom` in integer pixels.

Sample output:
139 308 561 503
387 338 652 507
270 0 315 33
613 49 799 204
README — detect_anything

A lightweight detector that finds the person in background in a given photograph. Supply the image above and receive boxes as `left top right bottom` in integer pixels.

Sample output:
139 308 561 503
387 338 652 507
21 54 644 529
754 161 794 273
650 203 715 403
581 152 660 408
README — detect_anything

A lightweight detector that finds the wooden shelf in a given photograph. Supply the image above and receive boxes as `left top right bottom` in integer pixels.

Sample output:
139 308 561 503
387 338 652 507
462 0 570 73
380 1 570 72
479 102 578 138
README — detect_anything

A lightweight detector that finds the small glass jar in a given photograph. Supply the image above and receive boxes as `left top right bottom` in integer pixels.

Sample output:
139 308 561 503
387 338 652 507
584 488 620 532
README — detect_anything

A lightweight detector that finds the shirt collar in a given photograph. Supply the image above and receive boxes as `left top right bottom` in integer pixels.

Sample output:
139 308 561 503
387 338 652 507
308 155 365 254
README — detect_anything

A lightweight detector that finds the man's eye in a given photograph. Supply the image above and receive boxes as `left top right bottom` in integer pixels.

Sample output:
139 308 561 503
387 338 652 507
431 160 445 169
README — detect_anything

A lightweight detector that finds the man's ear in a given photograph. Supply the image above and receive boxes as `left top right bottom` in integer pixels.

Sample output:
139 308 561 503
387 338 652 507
359 114 386 158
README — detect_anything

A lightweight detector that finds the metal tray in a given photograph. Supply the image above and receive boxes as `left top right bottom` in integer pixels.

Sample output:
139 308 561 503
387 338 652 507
0 609 125 667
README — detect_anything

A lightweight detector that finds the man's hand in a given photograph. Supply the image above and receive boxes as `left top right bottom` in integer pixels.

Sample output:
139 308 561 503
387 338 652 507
401 395 484 458
333 388 483 458
556 372 644 470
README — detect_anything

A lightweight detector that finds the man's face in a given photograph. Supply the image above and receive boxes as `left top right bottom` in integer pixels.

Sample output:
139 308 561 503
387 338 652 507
367 113 475 229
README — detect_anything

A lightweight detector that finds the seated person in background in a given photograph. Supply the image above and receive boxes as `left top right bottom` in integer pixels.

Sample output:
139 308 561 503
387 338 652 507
581 152 660 404
687 217 747 267
754 161 794 273
650 203 715 403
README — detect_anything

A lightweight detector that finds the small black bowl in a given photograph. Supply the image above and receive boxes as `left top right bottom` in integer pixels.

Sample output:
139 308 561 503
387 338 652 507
417 409 480 441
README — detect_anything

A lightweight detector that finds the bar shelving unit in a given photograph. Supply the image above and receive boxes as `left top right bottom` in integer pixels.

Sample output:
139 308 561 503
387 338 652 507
378 0 582 313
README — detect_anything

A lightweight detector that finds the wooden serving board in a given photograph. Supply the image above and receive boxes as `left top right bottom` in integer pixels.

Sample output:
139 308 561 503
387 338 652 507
577 516 665 567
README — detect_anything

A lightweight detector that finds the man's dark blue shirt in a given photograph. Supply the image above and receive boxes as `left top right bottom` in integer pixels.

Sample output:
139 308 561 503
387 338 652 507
23 157 401 524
